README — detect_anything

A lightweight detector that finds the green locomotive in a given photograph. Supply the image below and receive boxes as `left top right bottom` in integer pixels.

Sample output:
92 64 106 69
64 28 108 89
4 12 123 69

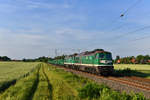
48 49 114 75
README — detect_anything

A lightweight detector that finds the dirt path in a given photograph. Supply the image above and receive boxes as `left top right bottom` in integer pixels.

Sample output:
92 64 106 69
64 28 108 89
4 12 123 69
45 64 78 100
32 63 52 100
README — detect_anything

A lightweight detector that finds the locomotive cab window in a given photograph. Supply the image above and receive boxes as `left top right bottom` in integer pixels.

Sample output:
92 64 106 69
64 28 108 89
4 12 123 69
99 53 104 59
106 53 112 59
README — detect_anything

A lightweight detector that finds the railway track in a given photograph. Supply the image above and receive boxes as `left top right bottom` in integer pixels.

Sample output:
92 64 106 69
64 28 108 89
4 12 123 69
107 77 150 91
51 64 150 98
77 70 150 91
55 65 150 91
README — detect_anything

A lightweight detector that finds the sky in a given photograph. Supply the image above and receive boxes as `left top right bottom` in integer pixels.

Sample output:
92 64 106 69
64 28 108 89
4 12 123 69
0 0 150 59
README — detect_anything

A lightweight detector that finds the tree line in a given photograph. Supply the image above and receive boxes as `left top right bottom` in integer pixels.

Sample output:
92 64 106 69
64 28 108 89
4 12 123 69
114 55 150 64
0 56 11 61
22 56 52 62
0 56 52 62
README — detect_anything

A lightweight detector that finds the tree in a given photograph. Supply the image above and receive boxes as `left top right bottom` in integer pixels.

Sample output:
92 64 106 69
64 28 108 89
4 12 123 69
115 55 120 63
118 55 150 64
54 55 65 59
0 56 11 61
136 55 145 64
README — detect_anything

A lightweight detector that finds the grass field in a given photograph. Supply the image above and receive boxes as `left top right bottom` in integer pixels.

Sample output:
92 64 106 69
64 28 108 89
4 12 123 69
0 62 40 83
0 62 148 100
114 64 150 78
0 62 40 93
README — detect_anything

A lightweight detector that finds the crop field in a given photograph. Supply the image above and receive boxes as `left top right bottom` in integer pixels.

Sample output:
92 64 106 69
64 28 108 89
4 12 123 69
0 62 148 100
114 64 150 78
0 62 40 84
0 62 40 93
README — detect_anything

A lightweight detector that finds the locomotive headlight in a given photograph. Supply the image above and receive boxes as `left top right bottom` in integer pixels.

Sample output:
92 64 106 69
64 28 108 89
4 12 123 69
100 60 106 63
100 60 112 64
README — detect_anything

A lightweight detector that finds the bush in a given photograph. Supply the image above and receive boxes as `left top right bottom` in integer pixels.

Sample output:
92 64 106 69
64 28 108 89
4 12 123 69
78 83 109 99
131 93 146 100
99 89 146 100
147 62 150 65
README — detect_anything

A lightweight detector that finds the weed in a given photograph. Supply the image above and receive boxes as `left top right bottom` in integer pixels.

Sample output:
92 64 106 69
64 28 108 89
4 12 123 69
78 83 106 99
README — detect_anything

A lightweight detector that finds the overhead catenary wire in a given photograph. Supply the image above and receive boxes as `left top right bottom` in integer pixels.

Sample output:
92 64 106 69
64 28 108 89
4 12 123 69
110 0 142 32
120 0 142 17
131 34 150 42
86 0 143 48
111 0 150 43
110 23 127 32
114 25 150 39
100 0 142 36
112 0 145 39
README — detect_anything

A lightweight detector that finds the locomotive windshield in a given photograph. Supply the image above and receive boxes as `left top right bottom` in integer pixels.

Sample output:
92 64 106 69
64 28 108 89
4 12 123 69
99 53 104 59
105 53 112 59
98 53 112 59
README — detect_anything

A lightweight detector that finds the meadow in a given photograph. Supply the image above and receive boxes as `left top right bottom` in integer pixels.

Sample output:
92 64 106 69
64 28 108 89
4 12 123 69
114 64 150 78
0 62 40 92
0 62 148 100
0 62 40 83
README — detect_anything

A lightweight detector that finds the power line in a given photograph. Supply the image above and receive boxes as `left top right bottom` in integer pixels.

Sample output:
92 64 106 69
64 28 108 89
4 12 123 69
55 49 58 57
100 0 142 36
109 0 142 33
52 48 83 56
111 0 143 38
110 23 127 32
114 25 150 39
120 0 142 17
131 34 150 42
134 48 150 52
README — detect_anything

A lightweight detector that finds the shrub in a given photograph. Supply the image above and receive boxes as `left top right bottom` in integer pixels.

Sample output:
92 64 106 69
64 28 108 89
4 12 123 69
78 83 109 99
131 93 146 100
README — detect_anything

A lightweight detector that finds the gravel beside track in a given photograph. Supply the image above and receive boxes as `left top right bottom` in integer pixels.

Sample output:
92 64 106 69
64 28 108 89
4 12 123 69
122 76 150 86
54 65 150 99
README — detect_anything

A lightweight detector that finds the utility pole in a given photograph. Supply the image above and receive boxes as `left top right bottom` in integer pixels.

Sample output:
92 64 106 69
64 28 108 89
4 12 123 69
55 49 58 57
78 49 81 54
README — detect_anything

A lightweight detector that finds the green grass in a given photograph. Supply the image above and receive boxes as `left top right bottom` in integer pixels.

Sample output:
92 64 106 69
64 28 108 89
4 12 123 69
0 65 40 100
114 64 150 70
0 62 40 83
114 64 150 78
32 64 52 100
45 64 78 100
0 62 40 93
0 63 149 100
46 64 148 100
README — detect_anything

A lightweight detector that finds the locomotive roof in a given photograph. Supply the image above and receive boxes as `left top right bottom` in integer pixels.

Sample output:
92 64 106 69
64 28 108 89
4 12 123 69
76 49 111 57
64 49 111 58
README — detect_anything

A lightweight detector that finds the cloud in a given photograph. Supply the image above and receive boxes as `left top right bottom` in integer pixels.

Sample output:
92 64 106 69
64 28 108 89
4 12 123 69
0 26 150 59
0 28 48 58
23 1 72 9
0 0 72 15
0 0 150 59
0 27 106 59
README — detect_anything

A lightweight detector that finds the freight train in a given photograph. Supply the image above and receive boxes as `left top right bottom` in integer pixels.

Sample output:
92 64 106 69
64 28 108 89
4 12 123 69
48 49 114 75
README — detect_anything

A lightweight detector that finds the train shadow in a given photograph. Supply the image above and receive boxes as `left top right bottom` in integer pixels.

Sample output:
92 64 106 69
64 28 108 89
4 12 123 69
112 68 150 78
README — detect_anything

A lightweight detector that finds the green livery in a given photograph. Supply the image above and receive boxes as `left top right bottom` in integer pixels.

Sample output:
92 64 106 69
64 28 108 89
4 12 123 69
48 49 114 75
48 59 64 66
